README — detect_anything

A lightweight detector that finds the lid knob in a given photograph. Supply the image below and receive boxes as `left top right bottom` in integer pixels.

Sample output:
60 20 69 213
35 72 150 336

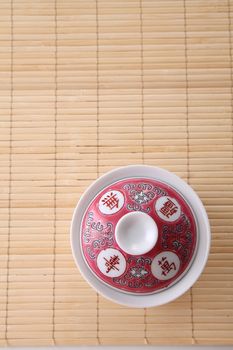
115 211 158 255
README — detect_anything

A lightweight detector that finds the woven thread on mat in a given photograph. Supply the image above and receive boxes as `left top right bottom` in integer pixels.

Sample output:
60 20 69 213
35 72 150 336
140 0 148 343
183 0 195 343
183 0 196 344
140 0 145 165
96 0 100 344
52 0 58 344
227 0 233 148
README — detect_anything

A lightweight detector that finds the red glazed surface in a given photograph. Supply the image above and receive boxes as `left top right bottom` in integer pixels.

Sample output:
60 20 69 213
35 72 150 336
80 178 197 294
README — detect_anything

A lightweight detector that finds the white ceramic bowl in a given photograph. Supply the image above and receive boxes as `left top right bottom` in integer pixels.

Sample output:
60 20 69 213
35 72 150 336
70 165 211 308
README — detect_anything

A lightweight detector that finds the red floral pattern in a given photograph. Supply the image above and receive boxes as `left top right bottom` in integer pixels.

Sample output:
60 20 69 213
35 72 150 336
81 178 197 294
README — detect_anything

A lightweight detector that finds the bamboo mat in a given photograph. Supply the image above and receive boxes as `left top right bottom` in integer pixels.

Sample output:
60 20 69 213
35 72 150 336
0 0 233 346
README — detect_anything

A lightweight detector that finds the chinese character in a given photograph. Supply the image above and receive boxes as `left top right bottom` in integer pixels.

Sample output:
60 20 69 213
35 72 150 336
104 255 120 273
102 192 119 210
160 198 178 218
158 256 176 276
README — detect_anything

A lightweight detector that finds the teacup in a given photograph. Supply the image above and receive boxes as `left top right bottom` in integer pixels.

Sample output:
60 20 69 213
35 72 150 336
71 165 210 307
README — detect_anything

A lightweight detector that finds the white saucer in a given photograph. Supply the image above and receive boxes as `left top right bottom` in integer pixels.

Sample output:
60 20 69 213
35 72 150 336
70 165 210 308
